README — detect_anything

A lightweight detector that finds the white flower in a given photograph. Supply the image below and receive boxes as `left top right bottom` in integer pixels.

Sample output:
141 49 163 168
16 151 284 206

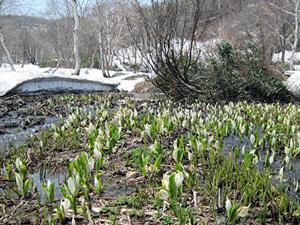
162 172 171 190
285 155 290 166
145 124 151 138
94 177 100 190
175 171 184 188
285 147 290 155
103 111 108 119
158 189 169 200
196 140 202 151
68 177 77 196
75 174 80 186
225 197 232 213
238 205 250 218
252 156 259 165
134 109 138 117
15 158 23 172
72 216 76 225
269 150 275 165
93 143 102 160
81 120 86 126
85 123 95 134
279 167 284 183
87 158 95 175
98 129 103 137
172 139 178 162
188 152 193 161
182 120 187 128
47 179 52 189
60 198 71 214
250 134 255 144
51 123 56 130
294 180 299 193
241 146 246 155
15 172 24 195
150 144 155 153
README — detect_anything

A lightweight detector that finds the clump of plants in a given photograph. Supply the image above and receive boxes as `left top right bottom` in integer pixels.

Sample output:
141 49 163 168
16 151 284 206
154 41 292 103
207 41 291 103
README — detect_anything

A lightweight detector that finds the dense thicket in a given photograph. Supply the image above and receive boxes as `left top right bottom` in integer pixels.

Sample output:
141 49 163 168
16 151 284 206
153 41 291 102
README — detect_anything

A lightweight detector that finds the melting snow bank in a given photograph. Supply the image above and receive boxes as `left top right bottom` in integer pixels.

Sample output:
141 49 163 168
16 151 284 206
0 65 148 96
3 76 118 96
284 70 300 97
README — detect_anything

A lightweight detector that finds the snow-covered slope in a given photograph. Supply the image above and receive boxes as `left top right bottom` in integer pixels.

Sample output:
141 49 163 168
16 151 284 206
284 70 300 96
0 65 147 96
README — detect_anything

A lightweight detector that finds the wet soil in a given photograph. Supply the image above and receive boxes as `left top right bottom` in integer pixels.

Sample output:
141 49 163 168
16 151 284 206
0 92 156 224
0 95 70 152
0 92 156 153
223 134 300 201
2 93 294 224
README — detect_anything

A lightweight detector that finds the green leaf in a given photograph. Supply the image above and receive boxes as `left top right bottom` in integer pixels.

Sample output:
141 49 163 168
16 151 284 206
60 184 68 198
228 204 238 223
15 173 24 196
154 155 163 171
49 182 55 202
293 208 300 217
24 178 32 196
169 173 177 200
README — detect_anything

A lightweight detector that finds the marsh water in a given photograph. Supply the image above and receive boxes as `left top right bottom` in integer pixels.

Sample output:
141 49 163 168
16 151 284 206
0 92 153 153
1 92 300 210
223 133 300 201
29 167 137 202
0 92 152 203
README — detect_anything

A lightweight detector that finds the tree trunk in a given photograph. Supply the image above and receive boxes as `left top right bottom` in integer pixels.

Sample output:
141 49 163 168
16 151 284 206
99 32 109 78
0 28 15 71
52 60 61 74
290 0 300 70
89 49 97 69
70 0 81 75
280 36 286 62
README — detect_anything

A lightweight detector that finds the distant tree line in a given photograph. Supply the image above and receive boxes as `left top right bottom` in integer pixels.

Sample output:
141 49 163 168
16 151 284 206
0 0 298 101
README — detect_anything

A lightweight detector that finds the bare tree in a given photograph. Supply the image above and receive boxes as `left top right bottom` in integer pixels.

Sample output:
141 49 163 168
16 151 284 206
0 27 15 70
128 0 216 99
290 0 300 70
264 1 291 62
69 0 81 75
20 28 38 65
44 0 73 72
269 0 300 70
92 0 127 77
0 0 17 70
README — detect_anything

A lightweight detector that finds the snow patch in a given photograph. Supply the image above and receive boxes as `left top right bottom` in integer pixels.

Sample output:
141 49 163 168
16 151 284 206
0 65 147 96
5 77 117 96
118 78 145 92
273 51 300 63
284 70 300 96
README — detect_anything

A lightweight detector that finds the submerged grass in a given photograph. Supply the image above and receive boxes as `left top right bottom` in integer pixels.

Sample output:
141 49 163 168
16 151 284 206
0 94 300 224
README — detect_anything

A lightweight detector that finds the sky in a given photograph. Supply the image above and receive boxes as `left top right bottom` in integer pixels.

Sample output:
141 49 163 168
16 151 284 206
21 0 48 15
30 0 48 13
18 0 150 16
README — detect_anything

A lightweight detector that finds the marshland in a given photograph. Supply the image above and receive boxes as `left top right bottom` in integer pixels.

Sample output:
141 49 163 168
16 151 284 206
1 93 300 224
